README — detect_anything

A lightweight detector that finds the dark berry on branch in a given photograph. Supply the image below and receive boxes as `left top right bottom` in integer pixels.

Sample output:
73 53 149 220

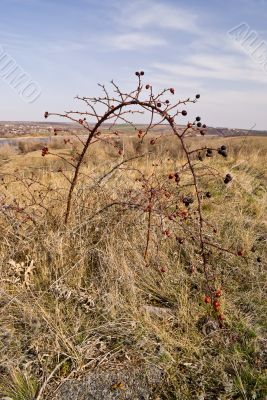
140 71 144 76
170 88 175 94
181 110 187 116
221 145 227 150
206 192 212 198
257 256 262 263
200 130 205 136
157 102 161 108
197 122 202 128
166 100 170 104
196 116 201 122
221 150 228 157
202 124 207 128
183 196 194 207
135 71 140 76
195 94 200 99
206 148 213 157
224 173 232 184
145 84 150 89
44 111 49 118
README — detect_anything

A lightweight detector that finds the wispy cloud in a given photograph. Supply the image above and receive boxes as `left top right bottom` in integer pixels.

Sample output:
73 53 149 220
116 0 200 33
106 32 166 51
153 52 267 84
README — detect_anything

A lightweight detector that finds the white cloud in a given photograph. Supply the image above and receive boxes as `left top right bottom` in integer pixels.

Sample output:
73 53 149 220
107 32 166 50
153 51 267 84
116 0 199 33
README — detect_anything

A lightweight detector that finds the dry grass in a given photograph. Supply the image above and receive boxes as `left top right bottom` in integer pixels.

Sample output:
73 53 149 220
0 135 266 399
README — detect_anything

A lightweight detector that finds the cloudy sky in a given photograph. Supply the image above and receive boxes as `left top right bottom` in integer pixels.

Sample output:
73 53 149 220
0 0 267 129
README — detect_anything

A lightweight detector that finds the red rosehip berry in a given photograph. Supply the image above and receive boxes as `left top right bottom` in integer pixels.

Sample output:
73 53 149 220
204 295 211 304
213 300 220 310
215 289 222 298
219 314 225 321
160 267 167 273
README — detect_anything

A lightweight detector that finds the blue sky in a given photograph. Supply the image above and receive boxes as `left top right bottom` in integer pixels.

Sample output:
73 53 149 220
1 0 267 129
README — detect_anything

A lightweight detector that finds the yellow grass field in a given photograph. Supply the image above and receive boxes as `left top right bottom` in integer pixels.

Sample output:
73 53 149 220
0 135 266 399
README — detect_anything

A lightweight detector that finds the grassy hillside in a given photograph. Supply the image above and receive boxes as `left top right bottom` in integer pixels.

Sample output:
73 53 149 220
0 135 266 399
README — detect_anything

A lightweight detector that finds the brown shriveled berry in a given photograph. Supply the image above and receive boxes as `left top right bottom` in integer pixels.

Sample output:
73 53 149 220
160 267 167 273
150 139 156 145
168 174 174 179
41 147 49 157
176 237 184 244
170 88 175 94
44 111 49 119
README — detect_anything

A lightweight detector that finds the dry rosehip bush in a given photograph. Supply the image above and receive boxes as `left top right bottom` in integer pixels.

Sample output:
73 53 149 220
4 71 240 321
